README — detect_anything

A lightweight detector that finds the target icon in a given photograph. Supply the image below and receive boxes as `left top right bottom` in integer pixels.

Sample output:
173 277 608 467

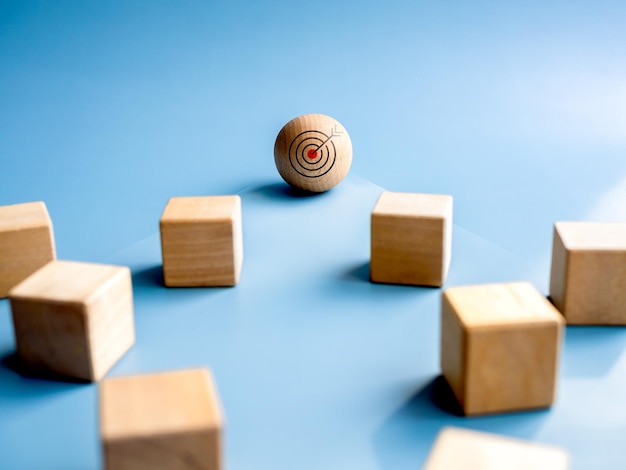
274 114 352 192
288 126 342 179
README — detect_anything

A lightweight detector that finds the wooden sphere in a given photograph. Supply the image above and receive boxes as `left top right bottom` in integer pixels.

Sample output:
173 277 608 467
274 114 352 192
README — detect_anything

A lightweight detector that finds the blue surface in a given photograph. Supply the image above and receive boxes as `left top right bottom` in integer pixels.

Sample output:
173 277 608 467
1 1 626 468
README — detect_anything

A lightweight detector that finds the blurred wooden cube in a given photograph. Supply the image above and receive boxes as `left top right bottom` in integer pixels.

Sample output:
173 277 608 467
160 196 243 287
370 192 453 287
0 201 56 298
440 282 564 416
550 222 626 324
423 427 569 469
100 368 224 470
9 260 135 381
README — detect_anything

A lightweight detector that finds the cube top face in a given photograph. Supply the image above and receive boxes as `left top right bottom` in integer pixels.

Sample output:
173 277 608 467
372 192 452 219
444 282 564 329
555 222 626 251
161 196 241 224
0 201 51 232
424 427 569 470
100 368 222 441
10 260 129 305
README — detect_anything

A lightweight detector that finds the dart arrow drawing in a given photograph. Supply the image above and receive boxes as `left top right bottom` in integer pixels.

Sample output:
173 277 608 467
307 126 343 159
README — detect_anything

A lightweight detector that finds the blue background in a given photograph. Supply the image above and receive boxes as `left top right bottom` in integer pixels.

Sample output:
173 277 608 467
1 1 626 468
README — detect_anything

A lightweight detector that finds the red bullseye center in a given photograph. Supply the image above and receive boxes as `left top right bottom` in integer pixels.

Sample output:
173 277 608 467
307 148 318 159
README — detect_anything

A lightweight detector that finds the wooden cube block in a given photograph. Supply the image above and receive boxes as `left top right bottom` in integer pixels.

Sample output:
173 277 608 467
423 427 569 469
0 201 56 298
440 282 564 416
160 196 243 287
370 192 453 287
549 222 626 325
100 368 224 470
9 260 135 381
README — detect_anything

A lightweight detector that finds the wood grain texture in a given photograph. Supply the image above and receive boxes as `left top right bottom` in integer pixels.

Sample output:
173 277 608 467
440 282 564 416
274 114 352 192
9 260 135 381
549 222 626 325
160 196 243 287
370 192 453 287
0 201 56 298
423 427 569 470
100 368 223 470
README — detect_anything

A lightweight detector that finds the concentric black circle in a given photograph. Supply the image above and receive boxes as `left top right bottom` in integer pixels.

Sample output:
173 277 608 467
288 130 337 179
